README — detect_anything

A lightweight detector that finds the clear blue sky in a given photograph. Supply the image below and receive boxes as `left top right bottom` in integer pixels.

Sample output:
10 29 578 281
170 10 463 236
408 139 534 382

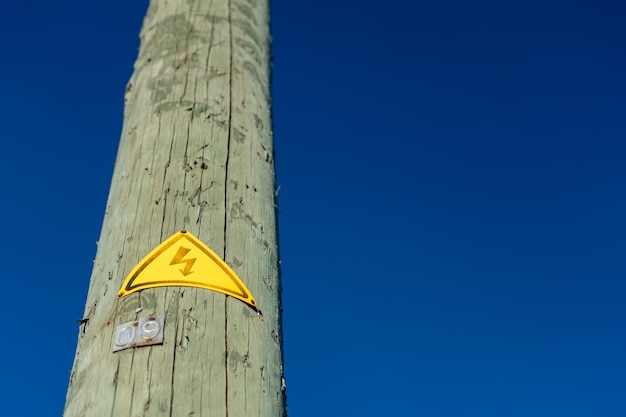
1 1 625 416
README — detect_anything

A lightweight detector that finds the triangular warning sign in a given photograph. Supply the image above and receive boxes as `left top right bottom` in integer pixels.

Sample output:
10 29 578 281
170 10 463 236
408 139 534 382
117 230 256 307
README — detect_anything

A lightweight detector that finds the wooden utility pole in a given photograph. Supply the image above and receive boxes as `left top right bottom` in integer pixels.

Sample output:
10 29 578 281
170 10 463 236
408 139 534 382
64 0 286 415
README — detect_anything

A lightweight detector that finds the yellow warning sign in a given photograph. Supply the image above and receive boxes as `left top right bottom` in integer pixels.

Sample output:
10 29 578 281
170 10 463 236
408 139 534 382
117 230 256 307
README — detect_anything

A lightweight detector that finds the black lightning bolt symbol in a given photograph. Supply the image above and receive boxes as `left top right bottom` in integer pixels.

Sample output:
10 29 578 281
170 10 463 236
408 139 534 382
170 246 197 276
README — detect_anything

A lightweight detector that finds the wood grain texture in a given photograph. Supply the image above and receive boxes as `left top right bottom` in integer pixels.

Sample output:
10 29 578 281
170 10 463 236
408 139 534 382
64 0 285 415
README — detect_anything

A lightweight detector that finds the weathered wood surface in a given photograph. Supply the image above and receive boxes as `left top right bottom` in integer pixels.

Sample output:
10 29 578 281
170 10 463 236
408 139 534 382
64 0 285 415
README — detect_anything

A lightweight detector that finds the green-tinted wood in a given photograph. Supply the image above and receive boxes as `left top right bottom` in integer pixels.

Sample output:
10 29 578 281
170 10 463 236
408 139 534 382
64 0 285 416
